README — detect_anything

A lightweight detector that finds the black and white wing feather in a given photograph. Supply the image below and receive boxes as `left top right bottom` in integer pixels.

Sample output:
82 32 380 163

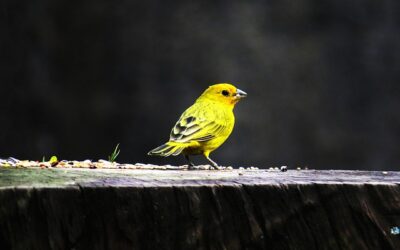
169 103 226 143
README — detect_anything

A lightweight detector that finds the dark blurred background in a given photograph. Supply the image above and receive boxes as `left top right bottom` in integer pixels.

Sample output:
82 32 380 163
1 0 399 170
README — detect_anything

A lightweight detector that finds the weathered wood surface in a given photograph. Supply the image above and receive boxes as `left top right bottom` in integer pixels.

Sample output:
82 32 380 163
1 167 400 250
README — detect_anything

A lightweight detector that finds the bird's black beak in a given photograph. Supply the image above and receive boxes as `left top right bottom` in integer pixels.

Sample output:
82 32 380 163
235 89 247 98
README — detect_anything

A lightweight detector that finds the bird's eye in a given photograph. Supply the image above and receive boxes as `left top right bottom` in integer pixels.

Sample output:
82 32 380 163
221 90 229 96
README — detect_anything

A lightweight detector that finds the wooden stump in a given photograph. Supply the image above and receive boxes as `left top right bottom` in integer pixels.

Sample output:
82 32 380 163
1 167 400 250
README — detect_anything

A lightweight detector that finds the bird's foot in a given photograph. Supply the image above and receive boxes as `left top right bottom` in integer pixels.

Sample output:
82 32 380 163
187 164 195 170
209 164 222 170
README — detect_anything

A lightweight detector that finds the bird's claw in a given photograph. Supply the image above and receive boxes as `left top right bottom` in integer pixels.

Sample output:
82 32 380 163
210 165 222 170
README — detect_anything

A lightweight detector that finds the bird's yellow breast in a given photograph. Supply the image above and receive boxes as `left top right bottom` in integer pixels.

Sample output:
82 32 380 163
182 101 235 156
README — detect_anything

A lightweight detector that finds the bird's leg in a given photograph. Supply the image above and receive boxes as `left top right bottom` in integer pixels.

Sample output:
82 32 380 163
204 155 220 170
184 155 195 170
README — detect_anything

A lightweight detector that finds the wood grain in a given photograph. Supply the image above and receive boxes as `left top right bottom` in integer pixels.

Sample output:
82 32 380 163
1 168 399 249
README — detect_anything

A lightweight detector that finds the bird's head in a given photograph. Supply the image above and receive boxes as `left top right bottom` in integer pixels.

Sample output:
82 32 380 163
198 83 247 107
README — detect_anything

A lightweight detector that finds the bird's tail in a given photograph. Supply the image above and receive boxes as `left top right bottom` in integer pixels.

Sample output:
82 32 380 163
148 142 185 157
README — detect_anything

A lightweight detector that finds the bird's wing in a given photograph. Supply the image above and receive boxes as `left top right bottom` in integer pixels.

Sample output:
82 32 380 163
169 103 226 143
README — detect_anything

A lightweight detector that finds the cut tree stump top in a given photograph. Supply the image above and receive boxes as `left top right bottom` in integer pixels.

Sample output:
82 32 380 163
1 166 400 250
1 167 399 188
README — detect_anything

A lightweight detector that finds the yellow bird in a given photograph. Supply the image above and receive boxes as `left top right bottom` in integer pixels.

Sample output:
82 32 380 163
148 83 247 169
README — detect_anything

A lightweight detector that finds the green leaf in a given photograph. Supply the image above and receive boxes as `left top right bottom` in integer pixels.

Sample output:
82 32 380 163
108 143 120 162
